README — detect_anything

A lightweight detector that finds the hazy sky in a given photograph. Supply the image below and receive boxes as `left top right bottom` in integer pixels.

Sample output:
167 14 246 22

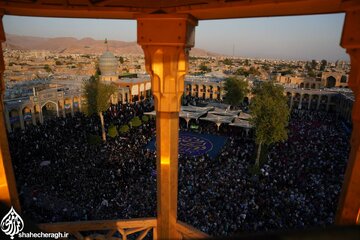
3 14 348 61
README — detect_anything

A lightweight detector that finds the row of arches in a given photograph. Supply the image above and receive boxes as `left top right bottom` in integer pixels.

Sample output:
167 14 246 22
185 84 222 100
298 76 348 89
286 92 336 111
7 97 82 132
121 85 151 103
325 75 348 88
338 97 353 125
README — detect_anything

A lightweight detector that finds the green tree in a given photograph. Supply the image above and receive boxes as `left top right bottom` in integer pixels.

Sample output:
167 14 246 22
55 60 62 65
280 69 294 76
244 59 250 66
308 70 316 78
108 124 119 138
262 64 270 71
223 58 233 65
320 59 327 71
119 124 130 134
223 77 249 106
235 67 247 76
311 59 318 70
44 64 51 73
83 74 116 141
249 82 290 168
142 115 149 122
305 62 312 72
129 116 142 127
235 67 260 77
199 64 211 73
119 56 124 64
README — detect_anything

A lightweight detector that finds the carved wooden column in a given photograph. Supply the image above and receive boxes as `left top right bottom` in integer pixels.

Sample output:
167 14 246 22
0 14 21 212
137 14 197 239
336 8 360 225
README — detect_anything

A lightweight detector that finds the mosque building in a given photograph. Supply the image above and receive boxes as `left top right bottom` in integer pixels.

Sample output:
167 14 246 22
97 40 152 103
3 46 152 132
98 50 118 82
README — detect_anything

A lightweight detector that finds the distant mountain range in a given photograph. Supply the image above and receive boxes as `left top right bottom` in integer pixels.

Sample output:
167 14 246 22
2 33 219 57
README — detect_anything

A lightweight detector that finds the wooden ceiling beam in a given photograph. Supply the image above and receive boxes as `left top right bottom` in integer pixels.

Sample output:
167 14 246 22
0 4 144 19
175 0 344 20
0 0 348 20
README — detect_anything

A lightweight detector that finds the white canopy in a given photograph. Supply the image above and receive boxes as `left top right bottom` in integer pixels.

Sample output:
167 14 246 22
144 111 156 116
145 105 212 120
179 111 207 120
181 105 214 112
208 107 241 117
238 112 252 120
200 113 235 124
229 118 253 129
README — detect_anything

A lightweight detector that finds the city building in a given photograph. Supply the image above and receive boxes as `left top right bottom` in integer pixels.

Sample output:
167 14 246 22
184 75 225 100
97 47 151 103
2 48 151 132
3 78 84 132
275 72 349 89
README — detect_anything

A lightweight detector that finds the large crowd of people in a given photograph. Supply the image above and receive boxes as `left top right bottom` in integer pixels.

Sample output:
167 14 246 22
178 109 349 235
7 99 350 236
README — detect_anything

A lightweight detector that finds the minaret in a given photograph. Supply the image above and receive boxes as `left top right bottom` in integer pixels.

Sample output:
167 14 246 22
105 38 109 51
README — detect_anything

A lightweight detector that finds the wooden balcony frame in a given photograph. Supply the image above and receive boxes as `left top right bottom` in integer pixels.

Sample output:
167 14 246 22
37 218 209 239
0 1 360 239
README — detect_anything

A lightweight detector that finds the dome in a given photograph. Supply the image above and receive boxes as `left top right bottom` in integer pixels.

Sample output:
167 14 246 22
99 51 118 76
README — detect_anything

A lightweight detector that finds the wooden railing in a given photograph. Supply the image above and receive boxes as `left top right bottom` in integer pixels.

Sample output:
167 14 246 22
176 221 210 239
38 218 157 240
38 218 210 239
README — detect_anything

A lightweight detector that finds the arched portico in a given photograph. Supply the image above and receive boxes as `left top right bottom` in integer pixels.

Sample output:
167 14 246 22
209 85 214 99
326 76 337 88
64 98 73 116
9 109 20 131
310 94 319 110
217 86 221 100
22 106 33 127
293 93 301 109
202 85 206 99
73 96 80 112
319 95 328 111
41 100 59 122
186 84 192 96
